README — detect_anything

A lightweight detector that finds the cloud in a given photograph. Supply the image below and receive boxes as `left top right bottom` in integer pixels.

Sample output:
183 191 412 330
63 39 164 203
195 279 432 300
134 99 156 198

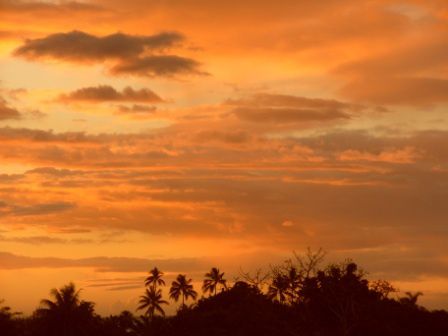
14 30 183 62
27 167 84 177
0 125 447 285
87 0 415 56
338 147 421 164
1 0 105 14
110 55 205 77
0 201 75 217
226 94 360 110
13 30 205 77
0 235 68 245
0 1 114 37
281 220 294 227
0 251 203 273
335 35 448 105
0 98 21 120
0 88 27 100
226 93 359 124
336 37 448 78
0 233 124 245
3 0 448 307
339 76 448 105
0 127 97 143
233 107 350 123
193 130 251 144
115 104 156 115
59 85 163 103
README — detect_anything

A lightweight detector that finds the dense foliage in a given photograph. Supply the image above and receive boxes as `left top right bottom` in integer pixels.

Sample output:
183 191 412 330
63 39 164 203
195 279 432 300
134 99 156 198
1 253 448 336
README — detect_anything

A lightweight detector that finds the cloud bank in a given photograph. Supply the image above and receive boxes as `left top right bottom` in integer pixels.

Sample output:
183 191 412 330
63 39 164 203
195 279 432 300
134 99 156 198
14 30 204 77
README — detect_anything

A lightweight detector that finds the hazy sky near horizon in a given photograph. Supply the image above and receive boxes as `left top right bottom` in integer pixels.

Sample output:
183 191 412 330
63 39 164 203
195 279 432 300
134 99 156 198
1 0 448 314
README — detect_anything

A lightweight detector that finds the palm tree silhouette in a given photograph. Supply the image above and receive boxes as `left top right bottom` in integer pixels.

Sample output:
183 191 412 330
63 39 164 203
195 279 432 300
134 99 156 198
286 267 301 303
169 274 198 307
145 267 165 290
137 287 168 319
267 274 290 304
37 283 94 336
39 282 94 315
202 267 227 296
400 291 423 306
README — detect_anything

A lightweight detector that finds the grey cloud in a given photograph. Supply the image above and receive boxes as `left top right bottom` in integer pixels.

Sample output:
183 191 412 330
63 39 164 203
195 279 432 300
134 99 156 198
0 127 92 142
226 93 361 110
115 104 156 115
0 235 67 245
14 30 183 62
12 30 206 77
59 85 163 103
0 201 75 217
233 107 350 123
110 55 205 77
227 93 360 124
26 167 82 177
0 98 21 120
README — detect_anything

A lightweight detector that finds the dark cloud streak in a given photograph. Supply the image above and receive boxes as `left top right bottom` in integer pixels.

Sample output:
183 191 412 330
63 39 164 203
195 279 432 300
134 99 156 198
227 93 359 124
0 98 21 120
14 30 183 62
110 55 206 77
0 251 203 273
59 85 163 103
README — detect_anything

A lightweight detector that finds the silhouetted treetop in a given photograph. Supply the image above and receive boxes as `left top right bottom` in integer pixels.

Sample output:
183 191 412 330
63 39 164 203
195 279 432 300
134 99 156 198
202 267 227 296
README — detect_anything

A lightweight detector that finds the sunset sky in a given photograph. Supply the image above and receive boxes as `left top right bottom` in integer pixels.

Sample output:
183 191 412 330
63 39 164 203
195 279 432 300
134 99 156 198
1 0 448 315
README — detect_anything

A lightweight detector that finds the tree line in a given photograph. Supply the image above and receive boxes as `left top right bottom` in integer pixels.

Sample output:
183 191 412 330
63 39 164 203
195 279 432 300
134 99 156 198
1 249 448 336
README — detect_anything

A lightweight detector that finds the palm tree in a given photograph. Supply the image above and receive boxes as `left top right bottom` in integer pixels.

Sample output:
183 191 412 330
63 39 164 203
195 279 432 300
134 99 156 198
267 274 290 304
145 267 165 290
137 287 168 319
37 283 95 336
169 274 198 307
400 291 423 306
202 267 227 296
40 282 82 312
286 267 301 303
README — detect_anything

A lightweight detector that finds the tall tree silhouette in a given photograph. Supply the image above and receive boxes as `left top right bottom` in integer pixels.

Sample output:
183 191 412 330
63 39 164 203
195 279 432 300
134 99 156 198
169 274 198 307
267 273 290 303
145 267 165 290
36 282 95 336
202 267 227 296
137 287 168 319
285 266 302 303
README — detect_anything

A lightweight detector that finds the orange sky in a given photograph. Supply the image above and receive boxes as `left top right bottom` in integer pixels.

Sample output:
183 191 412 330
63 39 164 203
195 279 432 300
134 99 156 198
1 0 448 314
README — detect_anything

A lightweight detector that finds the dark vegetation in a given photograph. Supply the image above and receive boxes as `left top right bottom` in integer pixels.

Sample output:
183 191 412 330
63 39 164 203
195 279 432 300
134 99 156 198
1 249 448 336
